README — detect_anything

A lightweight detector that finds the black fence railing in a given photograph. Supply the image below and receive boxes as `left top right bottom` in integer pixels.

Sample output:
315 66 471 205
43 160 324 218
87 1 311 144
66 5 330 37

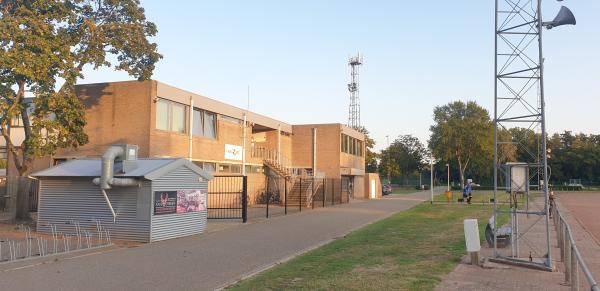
262 178 350 218
207 175 247 222
29 179 40 212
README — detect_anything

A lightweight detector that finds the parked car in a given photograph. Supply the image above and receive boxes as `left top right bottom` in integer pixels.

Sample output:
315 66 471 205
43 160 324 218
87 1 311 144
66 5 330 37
382 184 392 195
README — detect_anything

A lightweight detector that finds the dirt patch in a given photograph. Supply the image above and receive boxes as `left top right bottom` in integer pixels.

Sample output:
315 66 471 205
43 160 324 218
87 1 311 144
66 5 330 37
351 257 396 274
0 222 141 248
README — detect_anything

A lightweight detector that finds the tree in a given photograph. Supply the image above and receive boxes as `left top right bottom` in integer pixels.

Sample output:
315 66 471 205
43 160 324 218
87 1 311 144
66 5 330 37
356 126 377 172
379 134 426 184
429 101 493 188
0 0 161 176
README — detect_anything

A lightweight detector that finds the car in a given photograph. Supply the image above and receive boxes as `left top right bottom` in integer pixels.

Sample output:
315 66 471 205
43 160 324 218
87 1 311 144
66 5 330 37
382 184 392 195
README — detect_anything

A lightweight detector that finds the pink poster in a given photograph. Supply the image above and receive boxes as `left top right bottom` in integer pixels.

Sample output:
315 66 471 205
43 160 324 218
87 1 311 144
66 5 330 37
176 189 207 213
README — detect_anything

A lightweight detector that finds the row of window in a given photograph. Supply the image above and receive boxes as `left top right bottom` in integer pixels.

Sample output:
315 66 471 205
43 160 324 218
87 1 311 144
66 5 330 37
341 134 364 157
193 161 264 174
156 98 240 139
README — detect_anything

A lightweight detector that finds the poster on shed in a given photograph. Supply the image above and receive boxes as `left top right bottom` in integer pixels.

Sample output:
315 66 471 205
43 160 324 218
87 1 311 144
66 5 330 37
154 191 177 215
177 189 207 213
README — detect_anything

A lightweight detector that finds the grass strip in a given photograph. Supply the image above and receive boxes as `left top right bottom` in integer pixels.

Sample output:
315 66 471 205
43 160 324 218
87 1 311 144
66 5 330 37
229 203 495 291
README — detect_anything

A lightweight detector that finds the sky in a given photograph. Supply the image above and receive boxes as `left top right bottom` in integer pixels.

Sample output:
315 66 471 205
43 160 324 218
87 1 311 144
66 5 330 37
79 0 600 151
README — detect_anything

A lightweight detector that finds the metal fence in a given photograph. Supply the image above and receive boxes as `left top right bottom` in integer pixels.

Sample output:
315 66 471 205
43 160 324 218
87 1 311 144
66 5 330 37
207 175 247 222
552 202 599 291
262 178 349 218
28 179 39 212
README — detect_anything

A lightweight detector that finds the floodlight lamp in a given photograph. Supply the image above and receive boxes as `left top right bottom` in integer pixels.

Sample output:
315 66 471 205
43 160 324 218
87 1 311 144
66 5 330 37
543 6 576 29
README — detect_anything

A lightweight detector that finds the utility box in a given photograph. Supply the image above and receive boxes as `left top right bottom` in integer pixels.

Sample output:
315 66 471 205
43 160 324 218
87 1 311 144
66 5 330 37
504 163 529 193
32 158 212 242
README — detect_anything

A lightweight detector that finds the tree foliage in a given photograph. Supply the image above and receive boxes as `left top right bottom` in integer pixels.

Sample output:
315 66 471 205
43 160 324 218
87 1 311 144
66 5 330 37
356 126 377 172
379 134 426 183
429 101 493 187
0 0 161 175
547 131 600 184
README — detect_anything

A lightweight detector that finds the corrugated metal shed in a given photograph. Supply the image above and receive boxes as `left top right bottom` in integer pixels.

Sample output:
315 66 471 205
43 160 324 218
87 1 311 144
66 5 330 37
32 158 212 242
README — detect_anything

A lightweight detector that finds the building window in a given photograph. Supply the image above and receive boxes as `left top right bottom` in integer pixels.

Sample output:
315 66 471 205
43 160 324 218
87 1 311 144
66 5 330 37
171 102 186 133
221 115 242 125
155 98 187 133
193 109 203 136
192 108 217 139
341 134 364 157
203 111 216 138
193 161 216 173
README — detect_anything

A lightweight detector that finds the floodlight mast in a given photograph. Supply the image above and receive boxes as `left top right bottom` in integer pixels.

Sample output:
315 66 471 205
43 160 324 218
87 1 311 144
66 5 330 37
493 0 574 269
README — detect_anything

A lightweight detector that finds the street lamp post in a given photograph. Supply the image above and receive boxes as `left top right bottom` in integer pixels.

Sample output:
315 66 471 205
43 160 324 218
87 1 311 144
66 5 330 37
446 163 450 191
430 155 434 204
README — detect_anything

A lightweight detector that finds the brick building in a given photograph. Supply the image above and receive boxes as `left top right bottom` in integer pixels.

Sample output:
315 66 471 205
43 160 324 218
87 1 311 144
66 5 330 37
39 80 370 203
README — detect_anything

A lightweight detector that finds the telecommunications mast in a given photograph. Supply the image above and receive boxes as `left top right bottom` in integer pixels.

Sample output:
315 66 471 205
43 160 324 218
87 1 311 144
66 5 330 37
347 54 362 129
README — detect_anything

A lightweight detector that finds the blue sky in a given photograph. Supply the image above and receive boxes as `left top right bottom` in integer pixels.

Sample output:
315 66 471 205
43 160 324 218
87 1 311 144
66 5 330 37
80 1 600 151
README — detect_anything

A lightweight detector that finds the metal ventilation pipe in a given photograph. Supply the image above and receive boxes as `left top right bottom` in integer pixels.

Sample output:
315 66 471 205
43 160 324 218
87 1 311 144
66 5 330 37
93 145 139 189
92 145 140 222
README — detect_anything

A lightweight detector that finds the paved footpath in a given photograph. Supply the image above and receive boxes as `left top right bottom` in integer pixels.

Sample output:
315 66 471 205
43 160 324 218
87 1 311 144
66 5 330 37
0 188 443 291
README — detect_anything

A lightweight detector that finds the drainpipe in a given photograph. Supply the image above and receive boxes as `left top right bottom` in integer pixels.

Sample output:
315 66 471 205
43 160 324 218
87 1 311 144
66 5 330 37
312 128 317 176
188 96 194 162
277 124 281 164
242 113 247 176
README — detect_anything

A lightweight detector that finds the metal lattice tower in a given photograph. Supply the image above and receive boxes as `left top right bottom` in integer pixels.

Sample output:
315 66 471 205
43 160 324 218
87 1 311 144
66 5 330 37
493 0 551 269
347 54 362 129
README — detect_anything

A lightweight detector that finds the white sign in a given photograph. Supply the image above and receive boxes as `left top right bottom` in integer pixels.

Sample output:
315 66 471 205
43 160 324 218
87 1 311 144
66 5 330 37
225 144 243 161
464 219 481 252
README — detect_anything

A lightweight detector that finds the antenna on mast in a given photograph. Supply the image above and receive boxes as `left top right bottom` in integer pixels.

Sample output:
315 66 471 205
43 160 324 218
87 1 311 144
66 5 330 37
347 53 363 129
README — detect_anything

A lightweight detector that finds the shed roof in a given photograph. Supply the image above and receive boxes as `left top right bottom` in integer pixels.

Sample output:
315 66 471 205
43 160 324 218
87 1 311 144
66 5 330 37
32 158 213 181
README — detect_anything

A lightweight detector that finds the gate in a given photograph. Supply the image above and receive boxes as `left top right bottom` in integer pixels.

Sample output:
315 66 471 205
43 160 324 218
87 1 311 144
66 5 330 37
207 175 247 222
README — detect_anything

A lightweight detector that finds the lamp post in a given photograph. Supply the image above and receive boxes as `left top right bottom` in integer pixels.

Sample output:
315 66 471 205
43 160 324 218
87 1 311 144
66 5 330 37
386 135 391 184
446 163 450 191
430 155 435 204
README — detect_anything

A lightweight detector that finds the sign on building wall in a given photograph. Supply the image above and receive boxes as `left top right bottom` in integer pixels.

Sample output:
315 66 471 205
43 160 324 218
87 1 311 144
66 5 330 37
177 189 207 213
154 191 177 215
154 189 207 215
225 144 243 161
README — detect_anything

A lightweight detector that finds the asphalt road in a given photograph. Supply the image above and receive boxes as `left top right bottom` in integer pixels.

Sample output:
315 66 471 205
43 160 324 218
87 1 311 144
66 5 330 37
0 188 442 291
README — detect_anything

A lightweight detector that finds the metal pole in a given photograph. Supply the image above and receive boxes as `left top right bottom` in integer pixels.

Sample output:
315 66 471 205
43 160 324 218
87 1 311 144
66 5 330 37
571 245 578 290
284 178 288 215
242 113 247 176
537 0 552 269
493 0 499 258
299 178 302 212
430 155 434 204
447 164 450 191
323 178 326 208
266 178 270 218
188 97 194 161
242 176 248 223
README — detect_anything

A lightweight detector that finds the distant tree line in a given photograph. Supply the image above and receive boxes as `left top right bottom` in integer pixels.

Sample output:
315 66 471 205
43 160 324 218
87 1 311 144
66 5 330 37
373 100 600 187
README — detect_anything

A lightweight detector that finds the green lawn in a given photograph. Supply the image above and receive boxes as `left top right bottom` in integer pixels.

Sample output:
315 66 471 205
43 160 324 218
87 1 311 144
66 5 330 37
229 203 497 291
